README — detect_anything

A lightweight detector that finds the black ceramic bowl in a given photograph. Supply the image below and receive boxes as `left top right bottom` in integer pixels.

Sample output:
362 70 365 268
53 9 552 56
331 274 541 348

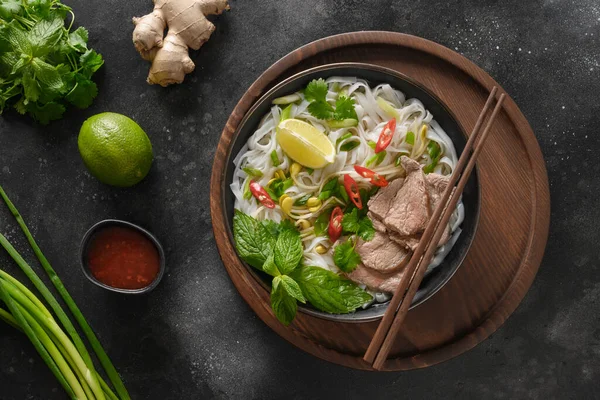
80 219 166 294
222 63 480 322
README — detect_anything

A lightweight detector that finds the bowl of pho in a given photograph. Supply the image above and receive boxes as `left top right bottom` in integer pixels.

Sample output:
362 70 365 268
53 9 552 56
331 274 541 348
222 63 480 324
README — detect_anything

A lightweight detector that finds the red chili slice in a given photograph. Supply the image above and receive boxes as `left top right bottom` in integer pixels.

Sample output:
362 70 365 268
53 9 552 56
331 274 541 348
249 180 275 209
353 165 389 187
375 118 397 153
343 174 363 209
328 207 343 243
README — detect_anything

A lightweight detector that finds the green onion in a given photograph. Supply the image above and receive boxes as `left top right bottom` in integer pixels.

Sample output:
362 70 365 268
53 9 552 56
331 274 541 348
328 118 358 129
306 168 314 175
367 140 376 150
0 306 21 331
270 150 281 166
272 94 301 105
335 132 353 147
406 131 415 145
366 150 386 167
0 186 130 399
280 104 292 122
243 178 252 200
340 141 360 152
294 194 312 206
242 167 263 178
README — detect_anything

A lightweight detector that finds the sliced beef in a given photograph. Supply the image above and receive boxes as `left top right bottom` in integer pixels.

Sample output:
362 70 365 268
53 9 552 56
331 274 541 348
382 157 430 236
355 230 411 272
390 233 421 251
367 177 404 221
425 172 451 245
347 263 406 293
369 212 387 233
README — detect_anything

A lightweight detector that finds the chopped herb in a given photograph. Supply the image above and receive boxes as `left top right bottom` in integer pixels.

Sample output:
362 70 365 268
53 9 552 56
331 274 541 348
406 131 415 145
306 168 314 175
366 150 386 167
304 79 358 121
423 141 442 174
270 150 281 166
318 177 340 201
294 194 312 206
340 141 360 152
314 209 332 237
341 208 375 241
266 178 293 201
304 78 329 102
334 96 358 120
367 140 377 150
243 178 252 200
335 132 353 147
333 239 361 273
242 167 263 178
328 118 358 129
280 104 292 122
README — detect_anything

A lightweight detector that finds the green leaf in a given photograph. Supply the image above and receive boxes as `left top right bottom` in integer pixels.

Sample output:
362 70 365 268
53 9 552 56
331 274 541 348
304 78 328 102
0 0 22 19
280 104 292 122
271 276 297 325
265 177 292 201
333 240 361 273
340 140 359 152
25 101 65 125
406 131 415 145
357 217 375 241
294 194 311 206
260 220 280 237
262 253 280 277
242 166 263 178
30 58 65 102
65 74 97 109
280 275 305 303
233 210 275 270
79 49 103 78
68 27 88 52
270 150 280 166
273 228 303 274
4 21 32 55
290 266 372 314
342 208 360 234
307 100 334 120
29 16 64 57
313 210 331 237
317 177 340 201
333 96 358 120
22 70 40 102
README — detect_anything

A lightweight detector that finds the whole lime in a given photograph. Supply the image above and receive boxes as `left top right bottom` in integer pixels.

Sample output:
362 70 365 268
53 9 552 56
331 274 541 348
78 112 153 187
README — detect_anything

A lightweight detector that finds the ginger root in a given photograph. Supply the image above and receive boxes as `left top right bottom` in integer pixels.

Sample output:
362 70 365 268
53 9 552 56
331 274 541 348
132 0 230 87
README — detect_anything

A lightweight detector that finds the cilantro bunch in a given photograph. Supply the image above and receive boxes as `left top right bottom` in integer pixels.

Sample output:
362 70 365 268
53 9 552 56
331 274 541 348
0 0 104 124
304 78 358 121
233 210 372 325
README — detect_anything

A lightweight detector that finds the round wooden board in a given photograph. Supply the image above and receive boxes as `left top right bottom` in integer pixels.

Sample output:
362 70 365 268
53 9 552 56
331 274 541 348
210 31 550 371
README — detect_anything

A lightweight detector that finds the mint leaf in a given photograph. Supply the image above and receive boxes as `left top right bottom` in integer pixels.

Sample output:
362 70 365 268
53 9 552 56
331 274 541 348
280 275 305 303
273 228 303 274
30 58 65 102
260 220 280 237
262 253 280 277
290 266 372 313
0 0 22 19
304 78 328 102
233 210 275 270
271 276 297 325
28 16 63 57
334 96 358 120
333 240 361 273
22 70 41 102
5 21 31 55
342 208 360 234
307 100 334 120
357 217 375 241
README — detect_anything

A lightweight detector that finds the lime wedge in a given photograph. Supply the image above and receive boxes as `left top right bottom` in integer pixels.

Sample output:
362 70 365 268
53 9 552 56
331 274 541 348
277 119 336 169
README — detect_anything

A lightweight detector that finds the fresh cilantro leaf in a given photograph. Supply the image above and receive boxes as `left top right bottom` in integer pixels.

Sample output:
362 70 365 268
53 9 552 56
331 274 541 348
242 166 263 178
273 228 303 274
333 240 361 273
262 253 280 277
80 49 103 78
271 276 297 325
233 210 275 270
357 217 375 241
65 75 97 108
24 101 65 125
68 27 88 51
406 131 415 145
340 140 359 152
22 70 41 102
342 208 360 234
304 78 328 102
28 16 63 57
294 194 311 206
280 275 306 303
290 266 372 313
334 96 358 120
307 100 334 120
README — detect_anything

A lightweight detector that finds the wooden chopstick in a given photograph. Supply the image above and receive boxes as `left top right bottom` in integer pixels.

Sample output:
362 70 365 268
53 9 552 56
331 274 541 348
364 88 506 370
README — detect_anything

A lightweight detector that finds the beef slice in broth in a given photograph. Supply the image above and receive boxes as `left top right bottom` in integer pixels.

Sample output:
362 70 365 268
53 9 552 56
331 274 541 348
425 172 452 245
355 230 411 272
367 177 404 221
347 263 406 293
382 156 430 236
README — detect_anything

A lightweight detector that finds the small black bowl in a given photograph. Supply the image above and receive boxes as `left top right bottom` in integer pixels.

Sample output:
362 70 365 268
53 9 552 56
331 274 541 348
80 219 166 294
222 63 481 322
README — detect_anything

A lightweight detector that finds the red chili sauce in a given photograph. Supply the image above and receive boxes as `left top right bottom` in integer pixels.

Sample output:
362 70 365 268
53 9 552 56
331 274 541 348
87 226 160 290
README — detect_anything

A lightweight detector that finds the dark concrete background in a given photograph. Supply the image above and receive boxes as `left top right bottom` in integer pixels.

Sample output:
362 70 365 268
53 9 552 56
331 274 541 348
1 0 598 399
